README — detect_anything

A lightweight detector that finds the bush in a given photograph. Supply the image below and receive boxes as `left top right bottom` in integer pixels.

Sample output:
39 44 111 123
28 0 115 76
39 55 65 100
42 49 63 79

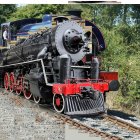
100 26 140 115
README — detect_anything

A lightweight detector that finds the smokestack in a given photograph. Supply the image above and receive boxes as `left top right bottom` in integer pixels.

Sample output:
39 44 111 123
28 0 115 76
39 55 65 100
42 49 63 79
66 9 82 19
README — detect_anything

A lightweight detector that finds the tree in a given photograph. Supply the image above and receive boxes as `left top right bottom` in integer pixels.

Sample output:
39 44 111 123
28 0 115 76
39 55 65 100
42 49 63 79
131 5 140 25
0 4 16 24
10 5 65 21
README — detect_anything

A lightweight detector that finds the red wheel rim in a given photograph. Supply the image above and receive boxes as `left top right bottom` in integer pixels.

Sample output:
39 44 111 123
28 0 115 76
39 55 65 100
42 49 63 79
56 98 61 106
9 72 15 92
4 73 9 90
16 74 23 95
24 89 32 100
23 75 32 99
53 94 65 113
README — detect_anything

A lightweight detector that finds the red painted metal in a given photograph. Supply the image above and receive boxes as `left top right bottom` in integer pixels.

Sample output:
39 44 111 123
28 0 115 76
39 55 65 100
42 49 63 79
81 56 87 63
9 72 15 92
53 80 109 95
16 74 23 95
24 90 32 99
99 71 118 81
23 75 32 100
53 72 119 96
4 72 9 90
56 98 61 106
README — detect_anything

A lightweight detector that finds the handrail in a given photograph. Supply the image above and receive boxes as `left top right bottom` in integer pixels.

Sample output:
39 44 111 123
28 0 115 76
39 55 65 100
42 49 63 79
65 78 104 84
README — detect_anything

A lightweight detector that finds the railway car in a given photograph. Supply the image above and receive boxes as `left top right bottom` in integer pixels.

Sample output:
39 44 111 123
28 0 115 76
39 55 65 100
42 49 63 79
0 10 119 115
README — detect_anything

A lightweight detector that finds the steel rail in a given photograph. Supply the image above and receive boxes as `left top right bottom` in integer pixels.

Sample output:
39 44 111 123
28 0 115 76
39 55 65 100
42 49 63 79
54 113 123 140
103 115 140 134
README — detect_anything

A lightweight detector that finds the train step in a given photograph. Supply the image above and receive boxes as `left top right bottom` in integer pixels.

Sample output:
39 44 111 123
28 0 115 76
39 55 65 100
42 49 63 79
64 93 105 115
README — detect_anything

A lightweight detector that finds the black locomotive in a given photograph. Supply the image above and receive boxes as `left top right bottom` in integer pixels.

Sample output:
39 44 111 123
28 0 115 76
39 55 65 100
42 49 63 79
0 10 119 115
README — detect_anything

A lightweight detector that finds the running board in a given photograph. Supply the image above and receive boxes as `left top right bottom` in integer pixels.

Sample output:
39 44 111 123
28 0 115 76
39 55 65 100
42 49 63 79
64 93 105 115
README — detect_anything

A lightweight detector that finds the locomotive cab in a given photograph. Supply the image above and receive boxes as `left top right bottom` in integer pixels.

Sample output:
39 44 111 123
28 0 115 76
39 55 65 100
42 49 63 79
0 18 41 49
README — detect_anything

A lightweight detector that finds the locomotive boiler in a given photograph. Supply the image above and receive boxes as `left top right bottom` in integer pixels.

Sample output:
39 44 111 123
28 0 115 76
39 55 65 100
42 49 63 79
0 10 119 115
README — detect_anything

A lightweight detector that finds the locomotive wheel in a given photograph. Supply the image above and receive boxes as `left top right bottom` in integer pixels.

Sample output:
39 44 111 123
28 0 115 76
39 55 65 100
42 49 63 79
23 89 32 100
23 75 32 100
9 72 15 92
33 96 41 104
4 73 9 90
16 74 23 95
53 94 65 113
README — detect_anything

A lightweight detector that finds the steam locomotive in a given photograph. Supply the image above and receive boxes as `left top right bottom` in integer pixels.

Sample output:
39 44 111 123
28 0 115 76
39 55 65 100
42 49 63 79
0 10 119 115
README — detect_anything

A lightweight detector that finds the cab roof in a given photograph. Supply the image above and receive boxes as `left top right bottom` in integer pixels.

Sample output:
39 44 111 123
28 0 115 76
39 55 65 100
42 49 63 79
1 18 42 27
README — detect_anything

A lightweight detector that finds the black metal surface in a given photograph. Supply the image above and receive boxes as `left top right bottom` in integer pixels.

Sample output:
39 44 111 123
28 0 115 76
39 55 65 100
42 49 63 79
1 20 88 65
109 80 120 91
59 54 71 83
64 93 105 115
85 20 106 55
90 57 99 80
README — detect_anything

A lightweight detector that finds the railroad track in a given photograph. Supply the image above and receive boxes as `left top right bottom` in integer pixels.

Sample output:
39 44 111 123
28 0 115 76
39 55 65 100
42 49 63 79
1 88 140 140
53 113 140 140
54 114 123 140
103 115 140 135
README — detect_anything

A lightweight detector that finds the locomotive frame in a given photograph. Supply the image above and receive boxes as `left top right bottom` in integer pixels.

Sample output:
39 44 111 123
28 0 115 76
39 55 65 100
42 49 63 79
0 10 119 115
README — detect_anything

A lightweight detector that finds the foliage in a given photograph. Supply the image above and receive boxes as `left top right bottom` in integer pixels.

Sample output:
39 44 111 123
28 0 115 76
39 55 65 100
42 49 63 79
100 24 140 111
10 5 64 21
0 4 16 24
